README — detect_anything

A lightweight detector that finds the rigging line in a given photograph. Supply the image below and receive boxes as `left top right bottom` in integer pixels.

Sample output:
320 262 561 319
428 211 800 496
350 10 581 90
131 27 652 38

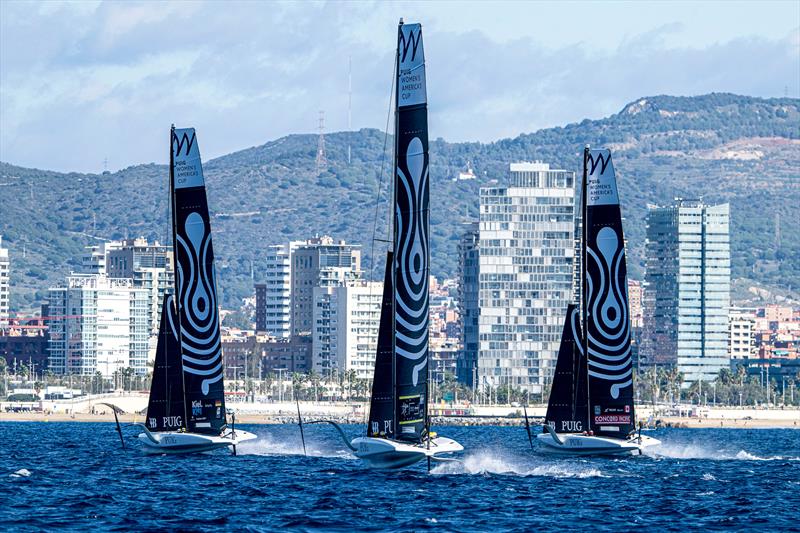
364 50 398 431
369 51 398 283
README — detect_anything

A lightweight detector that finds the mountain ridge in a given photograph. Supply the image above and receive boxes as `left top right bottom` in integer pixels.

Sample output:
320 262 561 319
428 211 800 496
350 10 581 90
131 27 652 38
1 92 798 311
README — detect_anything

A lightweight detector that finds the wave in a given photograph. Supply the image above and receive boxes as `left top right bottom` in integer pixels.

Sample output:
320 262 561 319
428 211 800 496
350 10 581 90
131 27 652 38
647 443 794 461
431 450 604 478
236 433 353 459
9 469 32 478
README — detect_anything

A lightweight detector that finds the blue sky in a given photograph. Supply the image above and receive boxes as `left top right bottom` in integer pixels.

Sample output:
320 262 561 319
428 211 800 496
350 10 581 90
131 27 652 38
1 0 798 173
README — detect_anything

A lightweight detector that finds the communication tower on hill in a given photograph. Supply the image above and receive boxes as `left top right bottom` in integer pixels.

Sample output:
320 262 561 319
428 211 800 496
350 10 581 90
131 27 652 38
316 110 327 175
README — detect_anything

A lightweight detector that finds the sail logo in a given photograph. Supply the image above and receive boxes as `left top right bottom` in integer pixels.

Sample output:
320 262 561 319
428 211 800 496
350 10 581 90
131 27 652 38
163 416 182 428
172 130 196 157
587 151 610 176
191 400 202 416
399 27 421 63
148 417 157 428
397 24 426 106
561 420 583 432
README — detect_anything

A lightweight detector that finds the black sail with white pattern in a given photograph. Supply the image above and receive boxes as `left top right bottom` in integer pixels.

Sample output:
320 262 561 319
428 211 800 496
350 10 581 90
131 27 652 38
145 295 186 432
544 304 588 434
583 149 635 437
367 252 395 439
170 127 227 435
393 22 429 442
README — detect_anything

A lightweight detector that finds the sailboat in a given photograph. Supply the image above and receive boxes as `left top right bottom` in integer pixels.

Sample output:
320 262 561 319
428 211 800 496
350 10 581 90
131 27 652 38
136 126 256 454
537 147 660 456
318 20 462 469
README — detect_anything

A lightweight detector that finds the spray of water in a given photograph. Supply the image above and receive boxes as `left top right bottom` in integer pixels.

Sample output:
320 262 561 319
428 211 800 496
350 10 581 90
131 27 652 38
646 442 794 461
236 433 354 459
431 449 604 478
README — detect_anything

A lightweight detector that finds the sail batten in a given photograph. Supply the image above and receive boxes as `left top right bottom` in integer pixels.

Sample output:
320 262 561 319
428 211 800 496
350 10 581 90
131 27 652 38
393 22 429 442
170 127 227 435
583 149 635 437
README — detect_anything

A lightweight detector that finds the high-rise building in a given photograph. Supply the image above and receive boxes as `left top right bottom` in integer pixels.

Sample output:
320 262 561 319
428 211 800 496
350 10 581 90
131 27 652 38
641 200 731 383
105 238 174 336
456 223 479 386
628 280 644 330
255 241 305 336
312 281 382 378
475 161 576 394
0 236 9 329
729 308 756 360
291 236 361 336
47 275 150 377
81 241 123 275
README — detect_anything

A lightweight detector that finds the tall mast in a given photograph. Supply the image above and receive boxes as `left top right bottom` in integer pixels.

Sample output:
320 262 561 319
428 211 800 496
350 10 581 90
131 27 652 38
582 145 590 426
391 19 402 437
169 124 189 429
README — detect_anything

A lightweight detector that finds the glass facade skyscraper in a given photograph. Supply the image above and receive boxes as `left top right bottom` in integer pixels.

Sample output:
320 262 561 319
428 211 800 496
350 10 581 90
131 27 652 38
641 200 731 383
457 222 480 387
476 162 576 395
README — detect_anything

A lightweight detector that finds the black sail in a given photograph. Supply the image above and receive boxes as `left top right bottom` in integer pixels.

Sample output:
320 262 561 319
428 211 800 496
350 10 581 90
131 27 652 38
544 304 588 433
367 252 395 438
145 295 186 432
171 127 227 435
393 22 429 442
583 149 635 437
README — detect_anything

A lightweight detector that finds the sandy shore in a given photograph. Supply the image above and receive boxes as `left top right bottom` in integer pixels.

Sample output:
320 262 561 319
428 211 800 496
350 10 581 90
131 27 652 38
2 411 798 429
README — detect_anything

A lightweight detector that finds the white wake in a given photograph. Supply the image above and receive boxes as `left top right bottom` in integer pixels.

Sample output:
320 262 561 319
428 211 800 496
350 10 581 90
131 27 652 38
431 449 604 478
646 442 794 461
236 432 353 459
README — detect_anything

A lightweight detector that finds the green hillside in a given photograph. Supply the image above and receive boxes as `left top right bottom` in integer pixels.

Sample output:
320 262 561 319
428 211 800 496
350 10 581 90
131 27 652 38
1 93 798 312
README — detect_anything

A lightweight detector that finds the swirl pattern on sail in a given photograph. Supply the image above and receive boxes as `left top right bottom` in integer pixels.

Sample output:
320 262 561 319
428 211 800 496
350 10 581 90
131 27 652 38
394 136 429 387
176 212 222 395
586 227 631 398
584 149 635 437
171 127 227 435
393 22 429 442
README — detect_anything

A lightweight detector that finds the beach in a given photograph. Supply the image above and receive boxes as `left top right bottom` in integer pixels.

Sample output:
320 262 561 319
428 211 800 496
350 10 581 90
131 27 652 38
2 397 798 429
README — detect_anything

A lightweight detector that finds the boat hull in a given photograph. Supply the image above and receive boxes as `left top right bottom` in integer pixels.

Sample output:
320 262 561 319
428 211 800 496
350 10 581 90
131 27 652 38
137 429 257 454
351 436 463 469
536 432 660 456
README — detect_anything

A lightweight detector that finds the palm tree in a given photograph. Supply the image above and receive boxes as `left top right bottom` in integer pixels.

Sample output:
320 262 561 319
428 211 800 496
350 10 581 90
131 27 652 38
306 370 322 402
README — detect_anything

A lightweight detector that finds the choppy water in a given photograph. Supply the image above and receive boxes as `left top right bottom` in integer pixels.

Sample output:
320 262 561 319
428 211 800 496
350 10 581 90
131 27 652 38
1 423 799 531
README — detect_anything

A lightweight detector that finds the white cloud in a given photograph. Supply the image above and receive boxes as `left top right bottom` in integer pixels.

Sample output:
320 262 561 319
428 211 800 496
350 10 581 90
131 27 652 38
0 1 797 172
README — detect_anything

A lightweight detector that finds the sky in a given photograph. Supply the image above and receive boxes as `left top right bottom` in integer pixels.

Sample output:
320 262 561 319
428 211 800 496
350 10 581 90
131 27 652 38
1 0 798 173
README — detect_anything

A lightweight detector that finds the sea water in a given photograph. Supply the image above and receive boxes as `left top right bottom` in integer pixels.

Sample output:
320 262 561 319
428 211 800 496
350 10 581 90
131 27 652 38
1 423 798 530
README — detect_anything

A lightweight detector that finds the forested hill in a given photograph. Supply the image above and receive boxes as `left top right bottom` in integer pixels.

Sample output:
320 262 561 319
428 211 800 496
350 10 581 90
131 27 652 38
1 93 798 311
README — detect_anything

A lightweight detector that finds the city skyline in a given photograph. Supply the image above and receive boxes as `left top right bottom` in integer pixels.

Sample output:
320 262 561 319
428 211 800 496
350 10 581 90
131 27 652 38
1 1 798 172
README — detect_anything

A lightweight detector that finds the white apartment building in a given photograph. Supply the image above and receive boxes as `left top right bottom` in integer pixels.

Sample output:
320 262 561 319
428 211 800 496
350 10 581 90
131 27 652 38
47 275 150 377
256 241 305 337
0 236 9 328
312 281 382 379
476 161 576 394
729 308 756 360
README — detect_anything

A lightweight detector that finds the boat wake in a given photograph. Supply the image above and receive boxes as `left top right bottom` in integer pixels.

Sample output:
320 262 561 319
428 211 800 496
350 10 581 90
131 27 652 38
236 433 353 459
647 443 795 461
431 450 604 478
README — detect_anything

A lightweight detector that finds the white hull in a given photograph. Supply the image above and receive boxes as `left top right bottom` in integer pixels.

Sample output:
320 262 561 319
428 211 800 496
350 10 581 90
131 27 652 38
137 428 257 454
351 436 463 469
536 432 661 456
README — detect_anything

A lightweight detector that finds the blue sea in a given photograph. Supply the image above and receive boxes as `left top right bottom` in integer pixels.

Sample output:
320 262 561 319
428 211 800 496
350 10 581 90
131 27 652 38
1 422 799 531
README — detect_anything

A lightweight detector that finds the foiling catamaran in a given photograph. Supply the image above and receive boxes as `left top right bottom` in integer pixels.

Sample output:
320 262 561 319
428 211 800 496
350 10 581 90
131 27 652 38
316 20 462 469
536 147 660 456
134 126 256 454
